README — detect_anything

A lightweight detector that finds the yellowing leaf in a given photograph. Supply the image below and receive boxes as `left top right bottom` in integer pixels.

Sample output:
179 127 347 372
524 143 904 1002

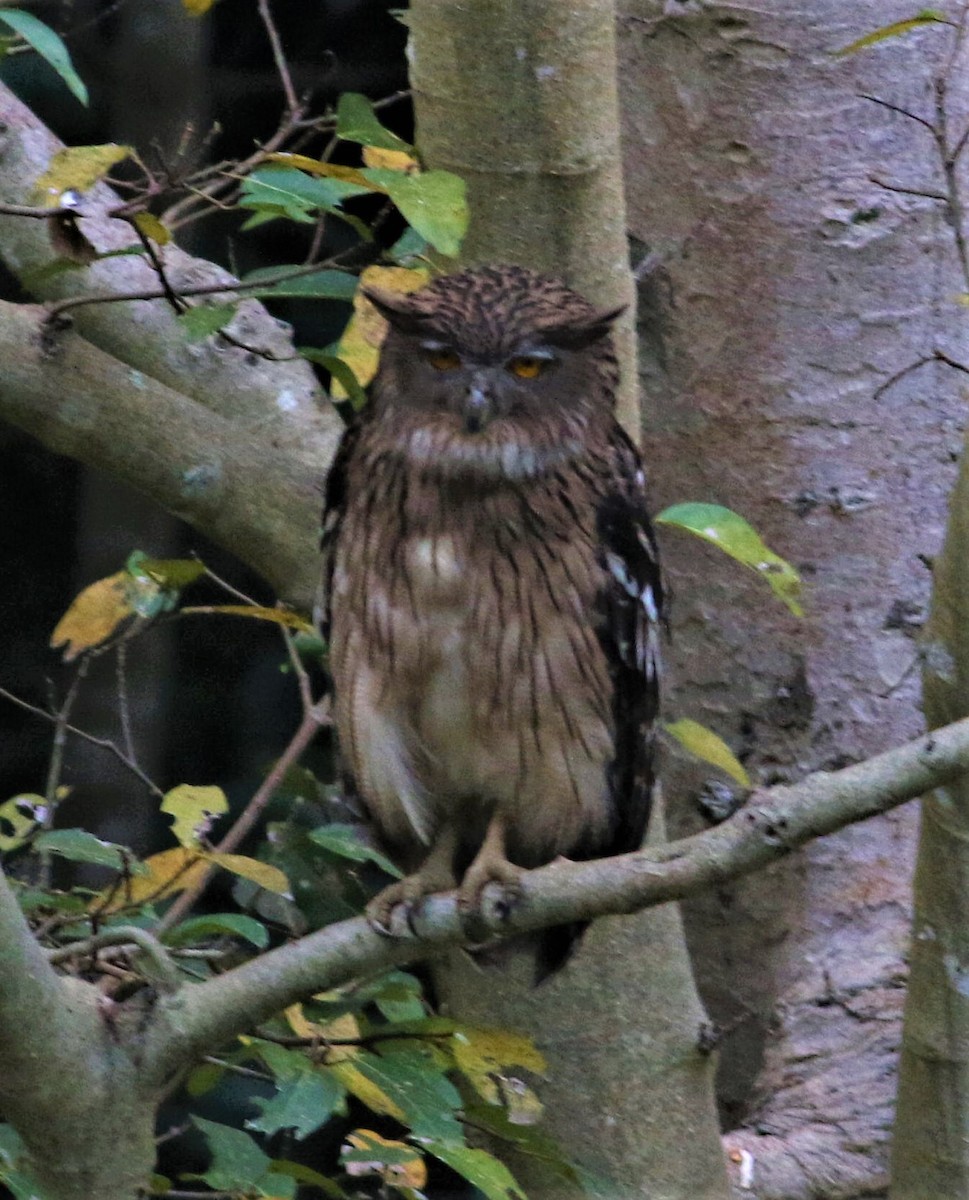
207 853 290 896
94 846 208 912
330 1062 405 1121
656 502 803 616
452 1028 546 1111
132 211 170 245
162 784 228 849
33 143 132 204
362 145 418 173
265 153 383 191
0 794 46 852
50 572 133 661
182 0 220 13
343 1130 427 1190
330 265 429 399
664 719 750 787
835 11 950 56
179 604 315 634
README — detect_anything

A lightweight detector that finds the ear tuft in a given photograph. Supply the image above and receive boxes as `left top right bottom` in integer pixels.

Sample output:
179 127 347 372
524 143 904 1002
540 304 626 350
361 286 429 334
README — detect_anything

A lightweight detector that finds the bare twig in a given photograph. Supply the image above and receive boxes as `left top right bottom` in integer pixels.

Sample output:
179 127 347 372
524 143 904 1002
0 685 164 799
46 924 179 991
43 258 355 321
153 700 329 936
257 0 299 117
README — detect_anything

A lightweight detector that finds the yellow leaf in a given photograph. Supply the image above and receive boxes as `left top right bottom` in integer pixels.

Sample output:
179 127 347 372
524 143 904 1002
362 145 418 173
343 1130 427 1190
0 794 45 852
182 0 219 13
179 604 315 634
132 212 170 245
330 265 429 399
33 143 132 204
207 852 291 896
452 1028 545 1120
50 572 133 661
265 153 386 191
162 784 228 849
663 719 751 787
330 1061 404 1120
94 846 208 912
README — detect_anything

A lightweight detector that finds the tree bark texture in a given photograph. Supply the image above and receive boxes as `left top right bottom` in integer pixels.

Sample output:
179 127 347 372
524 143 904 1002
893 418 969 1195
618 2 967 1195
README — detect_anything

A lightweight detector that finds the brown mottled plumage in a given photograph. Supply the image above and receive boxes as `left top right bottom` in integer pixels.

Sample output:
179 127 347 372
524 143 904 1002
319 265 663 979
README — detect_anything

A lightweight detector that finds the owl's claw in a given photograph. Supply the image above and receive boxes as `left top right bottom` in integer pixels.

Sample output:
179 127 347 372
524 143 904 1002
365 861 457 937
457 849 525 945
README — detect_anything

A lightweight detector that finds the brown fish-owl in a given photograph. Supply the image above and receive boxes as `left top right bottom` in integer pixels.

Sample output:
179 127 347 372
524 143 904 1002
319 264 663 979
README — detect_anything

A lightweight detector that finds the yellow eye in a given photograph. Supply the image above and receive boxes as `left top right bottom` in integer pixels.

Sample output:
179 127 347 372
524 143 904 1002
425 347 461 371
507 355 548 379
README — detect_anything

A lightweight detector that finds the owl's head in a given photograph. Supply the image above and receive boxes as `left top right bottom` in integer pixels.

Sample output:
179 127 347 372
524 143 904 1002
362 265 623 479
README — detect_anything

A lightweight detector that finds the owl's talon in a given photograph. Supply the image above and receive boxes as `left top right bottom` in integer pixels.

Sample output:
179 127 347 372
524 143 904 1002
366 860 457 937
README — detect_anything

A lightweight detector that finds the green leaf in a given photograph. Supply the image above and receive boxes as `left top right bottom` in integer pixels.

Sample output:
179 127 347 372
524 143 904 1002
420 1140 527 1200
835 11 950 56
357 1044 464 1143
299 350 369 411
656 502 803 616
308 823 402 878
133 554 206 590
191 1117 294 1197
240 266 359 301
248 1071 346 1140
663 719 751 787
0 10 88 105
177 303 237 341
238 167 370 228
363 168 468 257
34 828 146 873
162 912 269 949
336 93 413 152
0 1123 44 1200
389 225 429 265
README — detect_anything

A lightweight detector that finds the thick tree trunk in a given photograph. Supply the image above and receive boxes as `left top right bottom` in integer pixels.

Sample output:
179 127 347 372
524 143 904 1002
409 3 731 1197
618 2 965 1195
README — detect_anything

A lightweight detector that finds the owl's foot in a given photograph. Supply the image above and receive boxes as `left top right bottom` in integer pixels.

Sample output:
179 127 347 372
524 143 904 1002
457 816 525 939
366 826 459 936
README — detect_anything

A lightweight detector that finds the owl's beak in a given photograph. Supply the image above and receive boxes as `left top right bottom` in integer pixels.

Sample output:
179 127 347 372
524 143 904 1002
463 383 493 434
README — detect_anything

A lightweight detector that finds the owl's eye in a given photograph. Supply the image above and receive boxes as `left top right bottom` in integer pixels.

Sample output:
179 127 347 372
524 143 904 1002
506 354 551 379
423 346 462 371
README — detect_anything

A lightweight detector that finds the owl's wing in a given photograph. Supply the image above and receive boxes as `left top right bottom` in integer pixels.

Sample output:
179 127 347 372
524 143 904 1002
594 426 664 857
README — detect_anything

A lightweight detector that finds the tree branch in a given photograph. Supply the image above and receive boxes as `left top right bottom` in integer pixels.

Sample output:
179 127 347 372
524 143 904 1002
0 80 340 470
0 301 324 609
145 715 969 1082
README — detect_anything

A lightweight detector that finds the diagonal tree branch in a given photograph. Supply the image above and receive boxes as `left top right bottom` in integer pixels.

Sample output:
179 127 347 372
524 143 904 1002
0 300 324 608
143 714 969 1083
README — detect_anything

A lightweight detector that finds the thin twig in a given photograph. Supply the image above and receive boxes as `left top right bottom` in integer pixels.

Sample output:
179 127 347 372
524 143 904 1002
46 925 179 991
256 0 299 116
0 685 164 799
43 257 355 321
869 175 947 202
874 348 969 400
153 701 329 936
858 93 936 134
116 642 136 763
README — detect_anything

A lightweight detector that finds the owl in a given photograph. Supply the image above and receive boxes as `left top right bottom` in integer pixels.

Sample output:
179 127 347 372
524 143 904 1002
319 264 663 980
